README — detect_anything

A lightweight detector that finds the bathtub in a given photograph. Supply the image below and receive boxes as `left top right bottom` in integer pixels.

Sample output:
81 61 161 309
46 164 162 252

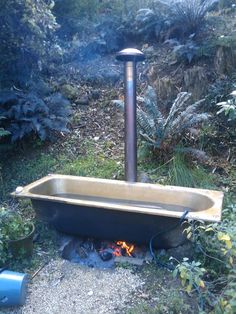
12 174 223 248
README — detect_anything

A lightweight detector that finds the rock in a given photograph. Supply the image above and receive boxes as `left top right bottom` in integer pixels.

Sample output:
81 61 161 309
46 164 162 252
87 290 93 296
90 90 100 100
139 172 152 183
76 246 89 259
77 96 89 106
99 250 113 261
167 241 194 261
114 256 145 266
60 236 76 260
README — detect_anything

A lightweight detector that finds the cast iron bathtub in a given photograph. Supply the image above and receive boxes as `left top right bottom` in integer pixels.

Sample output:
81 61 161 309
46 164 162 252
12 174 224 248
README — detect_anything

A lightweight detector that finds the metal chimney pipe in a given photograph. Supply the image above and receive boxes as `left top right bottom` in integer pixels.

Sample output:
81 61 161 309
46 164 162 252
116 48 145 182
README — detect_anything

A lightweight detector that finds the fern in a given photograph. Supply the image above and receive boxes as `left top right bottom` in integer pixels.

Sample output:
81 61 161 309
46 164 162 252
114 86 210 157
162 0 216 37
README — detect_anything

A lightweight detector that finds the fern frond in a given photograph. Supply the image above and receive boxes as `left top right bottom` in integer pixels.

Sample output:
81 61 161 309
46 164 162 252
164 92 191 129
143 86 164 125
137 108 155 139
177 113 210 135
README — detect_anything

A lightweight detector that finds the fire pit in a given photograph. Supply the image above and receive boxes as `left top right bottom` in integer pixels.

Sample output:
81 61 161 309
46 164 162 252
60 236 148 268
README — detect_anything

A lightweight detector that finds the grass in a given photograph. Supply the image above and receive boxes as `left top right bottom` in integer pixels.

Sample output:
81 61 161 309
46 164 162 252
60 152 122 178
139 152 215 189
0 142 123 200
167 154 215 188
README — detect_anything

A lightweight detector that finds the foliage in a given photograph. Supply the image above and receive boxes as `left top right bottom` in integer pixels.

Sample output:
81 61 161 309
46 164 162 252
0 207 32 241
163 0 216 37
53 0 103 38
0 90 71 142
172 39 201 63
115 86 209 159
0 206 33 265
139 88 209 152
0 116 10 139
217 90 236 121
0 0 58 87
206 73 236 110
167 153 214 188
183 203 236 312
173 257 206 295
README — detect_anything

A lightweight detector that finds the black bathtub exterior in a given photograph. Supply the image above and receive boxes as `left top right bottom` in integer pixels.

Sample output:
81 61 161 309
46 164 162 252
32 199 186 249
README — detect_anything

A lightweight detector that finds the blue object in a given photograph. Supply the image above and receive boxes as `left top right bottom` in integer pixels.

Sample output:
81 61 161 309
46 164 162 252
0 269 28 307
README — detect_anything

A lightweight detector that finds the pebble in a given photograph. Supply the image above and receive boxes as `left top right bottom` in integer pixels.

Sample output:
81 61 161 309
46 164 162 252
4 258 144 314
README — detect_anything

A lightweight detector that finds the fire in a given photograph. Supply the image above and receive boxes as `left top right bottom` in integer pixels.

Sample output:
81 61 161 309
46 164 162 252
116 241 134 257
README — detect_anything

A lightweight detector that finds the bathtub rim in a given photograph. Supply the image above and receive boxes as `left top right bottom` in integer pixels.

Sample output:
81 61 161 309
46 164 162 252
11 174 223 222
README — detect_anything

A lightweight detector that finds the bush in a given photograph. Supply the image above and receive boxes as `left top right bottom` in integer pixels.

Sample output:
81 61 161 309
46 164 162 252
217 90 236 121
171 39 201 63
0 117 10 139
0 0 57 87
163 0 216 38
115 86 209 159
0 90 71 142
183 203 236 312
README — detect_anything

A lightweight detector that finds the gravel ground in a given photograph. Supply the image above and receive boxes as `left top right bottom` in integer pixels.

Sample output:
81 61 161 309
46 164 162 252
3 258 144 314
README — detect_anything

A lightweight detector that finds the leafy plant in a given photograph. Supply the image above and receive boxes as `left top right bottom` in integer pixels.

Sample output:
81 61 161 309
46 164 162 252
163 0 216 37
172 39 200 63
183 203 236 312
0 90 71 141
0 206 33 265
0 0 58 87
115 86 210 158
217 90 236 121
0 208 32 241
0 116 10 138
173 257 206 294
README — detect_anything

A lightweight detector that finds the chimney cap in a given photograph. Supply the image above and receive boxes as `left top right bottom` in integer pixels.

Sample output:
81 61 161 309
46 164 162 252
116 48 145 62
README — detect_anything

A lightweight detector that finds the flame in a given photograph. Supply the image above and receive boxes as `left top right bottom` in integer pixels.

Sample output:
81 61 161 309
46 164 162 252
116 241 134 257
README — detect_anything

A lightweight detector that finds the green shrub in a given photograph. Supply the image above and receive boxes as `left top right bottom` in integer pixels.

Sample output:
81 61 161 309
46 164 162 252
183 203 236 312
115 86 210 159
172 39 201 63
217 90 236 121
173 258 206 294
164 0 216 37
0 0 57 87
0 90 71 141
0 206 33 265
0 116 10 139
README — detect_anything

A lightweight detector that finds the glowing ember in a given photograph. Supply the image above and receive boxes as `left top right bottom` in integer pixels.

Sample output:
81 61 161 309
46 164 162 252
116 241 134 256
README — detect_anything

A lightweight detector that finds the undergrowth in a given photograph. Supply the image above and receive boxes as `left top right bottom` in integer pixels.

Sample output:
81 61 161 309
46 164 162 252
139 152 214 189
0 143 122 200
